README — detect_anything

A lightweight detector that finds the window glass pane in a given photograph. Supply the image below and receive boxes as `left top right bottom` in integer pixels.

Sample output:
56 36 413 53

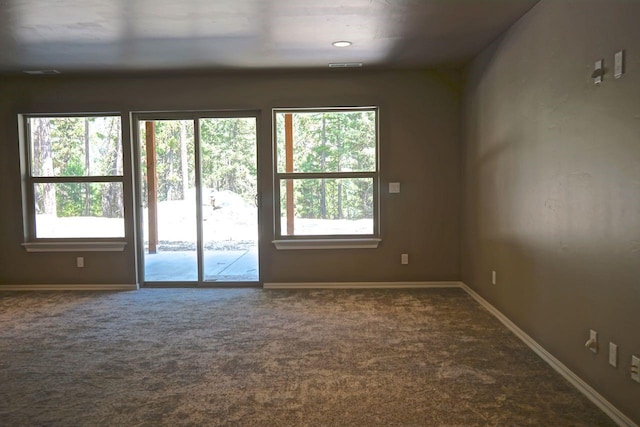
280 178 374 236
29 116 122 177
275 110 376 173
34 182 125 238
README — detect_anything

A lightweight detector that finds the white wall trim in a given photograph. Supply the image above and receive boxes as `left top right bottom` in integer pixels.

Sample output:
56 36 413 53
0 284 138 291
459 283 636 427
272 238 381 250
22 241 127 252
264 281 463 289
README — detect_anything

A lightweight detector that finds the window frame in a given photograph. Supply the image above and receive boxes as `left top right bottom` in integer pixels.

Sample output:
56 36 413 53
19 113 127 251
272 106 381 249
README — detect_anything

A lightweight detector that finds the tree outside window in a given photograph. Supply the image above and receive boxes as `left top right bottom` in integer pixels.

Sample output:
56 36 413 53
273 108 379 238
24 115 124 239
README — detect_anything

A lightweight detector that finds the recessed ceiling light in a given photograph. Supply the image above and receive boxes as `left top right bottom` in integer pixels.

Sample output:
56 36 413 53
332 41 352 48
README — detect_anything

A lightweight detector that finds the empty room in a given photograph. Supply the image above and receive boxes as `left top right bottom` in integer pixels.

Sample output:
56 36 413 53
0 0 638 425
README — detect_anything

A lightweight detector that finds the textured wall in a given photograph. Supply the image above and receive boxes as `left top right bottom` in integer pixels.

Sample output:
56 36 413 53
462 0 640 422
0 69 461 285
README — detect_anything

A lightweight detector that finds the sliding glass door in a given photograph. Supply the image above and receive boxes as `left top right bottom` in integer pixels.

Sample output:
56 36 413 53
135 113 259 285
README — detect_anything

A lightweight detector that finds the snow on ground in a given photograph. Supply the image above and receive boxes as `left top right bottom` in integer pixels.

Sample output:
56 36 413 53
146 190 257 250
35 190 373 247
281 218 373 236
35 215 125 238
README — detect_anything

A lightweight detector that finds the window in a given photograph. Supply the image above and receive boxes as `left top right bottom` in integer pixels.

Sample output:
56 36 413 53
21 114 125 245
273 107 380 248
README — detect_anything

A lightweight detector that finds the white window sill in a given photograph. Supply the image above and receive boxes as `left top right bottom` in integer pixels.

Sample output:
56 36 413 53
273 238 381 250
22 241 127 253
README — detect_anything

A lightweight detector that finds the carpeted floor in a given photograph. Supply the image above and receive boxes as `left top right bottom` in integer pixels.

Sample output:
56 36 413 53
0 288 614 426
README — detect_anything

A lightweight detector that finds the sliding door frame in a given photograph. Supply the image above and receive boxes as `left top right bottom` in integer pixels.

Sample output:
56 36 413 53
131 110 261 288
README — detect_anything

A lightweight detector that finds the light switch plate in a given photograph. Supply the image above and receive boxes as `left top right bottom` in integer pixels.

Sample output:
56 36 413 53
593 59 603 85
588 330 598 353
389 182 400 193
614 50 624 78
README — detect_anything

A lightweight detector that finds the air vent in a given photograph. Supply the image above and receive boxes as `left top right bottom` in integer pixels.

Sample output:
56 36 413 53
328 63 363 68
23 70 61 75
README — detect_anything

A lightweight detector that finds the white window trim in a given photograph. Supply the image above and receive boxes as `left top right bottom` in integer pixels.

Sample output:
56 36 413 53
272 107 380 249
19 113 127 249
272 238 381 250
22 241 127 252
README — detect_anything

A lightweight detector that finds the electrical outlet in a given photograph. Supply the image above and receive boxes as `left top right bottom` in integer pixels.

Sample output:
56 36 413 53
491 270 496 285
609 342 617 368
76 257 84 268
632 355 640 383
401 254 409 265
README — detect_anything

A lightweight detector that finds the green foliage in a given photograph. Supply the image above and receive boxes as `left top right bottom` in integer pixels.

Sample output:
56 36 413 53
32 110 375 225
149 120 194 202
200 118 257 203
140 118 257 207
31 116 123 218
56 159 84 216
276 110 376 221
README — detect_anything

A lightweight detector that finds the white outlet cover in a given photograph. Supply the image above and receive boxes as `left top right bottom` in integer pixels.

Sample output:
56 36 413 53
614 50 624 78
389 182 401 193
609 342 617 367
632 355 640 383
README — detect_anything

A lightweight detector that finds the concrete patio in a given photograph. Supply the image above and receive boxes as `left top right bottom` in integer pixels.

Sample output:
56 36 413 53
144 248 258 283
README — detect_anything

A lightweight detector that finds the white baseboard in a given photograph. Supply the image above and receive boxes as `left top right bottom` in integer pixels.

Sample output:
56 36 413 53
0 284 138 291
459 283 636 427
264 281 464 289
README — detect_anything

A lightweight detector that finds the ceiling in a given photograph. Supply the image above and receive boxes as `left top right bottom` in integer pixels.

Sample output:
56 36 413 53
0 0 539 74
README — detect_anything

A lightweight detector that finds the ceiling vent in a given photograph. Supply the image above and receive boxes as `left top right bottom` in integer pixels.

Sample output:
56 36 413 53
328 63 363 68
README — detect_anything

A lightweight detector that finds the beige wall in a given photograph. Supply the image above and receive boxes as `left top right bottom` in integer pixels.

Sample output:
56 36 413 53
0 69 461 285
462 0 640 422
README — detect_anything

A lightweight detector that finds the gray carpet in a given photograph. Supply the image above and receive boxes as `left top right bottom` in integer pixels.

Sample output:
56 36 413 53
0 288 614 426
